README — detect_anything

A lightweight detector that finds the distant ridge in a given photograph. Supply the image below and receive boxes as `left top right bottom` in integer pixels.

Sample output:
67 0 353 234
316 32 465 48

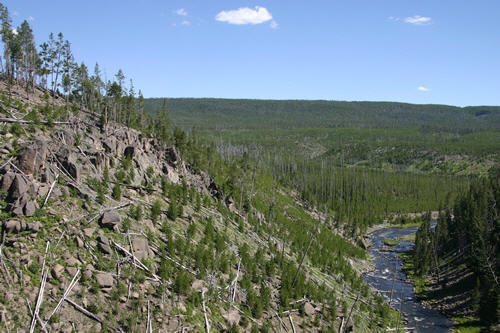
144 98 500 131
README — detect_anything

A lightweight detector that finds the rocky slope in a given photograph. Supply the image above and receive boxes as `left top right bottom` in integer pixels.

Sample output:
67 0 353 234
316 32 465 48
0 82 398 332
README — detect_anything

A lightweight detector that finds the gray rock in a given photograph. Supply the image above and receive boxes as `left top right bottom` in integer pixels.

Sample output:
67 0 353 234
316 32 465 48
191 279 204 290
76 236 84 248
303 302 315 316
17 138 48 176
7 174 28 203
99 211 121 230
1 172 15 191
165 147 180 167
51 264 65 280
26 221 41 233
11 202 25 217
37 184 50 197
4 220 21 233
97 235 113 255
64 254 81 266
83 227 95 237
95 273 114 288
66 266 78 277
132 238 149 259
23 200 37 217
56 146 71 161
102 139 116 153
223 310 241 327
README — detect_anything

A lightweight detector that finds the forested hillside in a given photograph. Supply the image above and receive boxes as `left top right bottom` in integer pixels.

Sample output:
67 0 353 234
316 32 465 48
408 167 499 330
144 98 500 131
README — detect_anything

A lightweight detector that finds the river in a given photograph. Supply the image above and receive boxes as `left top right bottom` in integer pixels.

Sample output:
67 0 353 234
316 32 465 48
362 226 453 332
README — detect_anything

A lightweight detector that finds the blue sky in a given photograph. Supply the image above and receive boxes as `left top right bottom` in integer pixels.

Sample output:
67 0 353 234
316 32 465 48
5 0 500 106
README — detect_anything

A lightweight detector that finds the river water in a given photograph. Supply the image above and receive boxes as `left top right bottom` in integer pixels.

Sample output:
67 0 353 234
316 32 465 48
362 226 453 332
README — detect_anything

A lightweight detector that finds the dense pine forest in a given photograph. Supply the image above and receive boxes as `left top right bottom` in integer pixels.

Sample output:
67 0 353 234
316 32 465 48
409 167 499 329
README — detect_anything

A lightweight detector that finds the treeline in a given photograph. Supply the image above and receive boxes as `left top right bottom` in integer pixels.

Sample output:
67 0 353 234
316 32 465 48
144 97 500 132
413 167 499 327
0 2 176 144
266 156 468 235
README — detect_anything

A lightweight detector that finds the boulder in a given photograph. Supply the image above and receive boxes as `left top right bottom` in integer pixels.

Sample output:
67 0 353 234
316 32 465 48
124 146 135 159
223 310 241 327
66 267 78 277
165 147 180 167
1 172 15 191
191 280 204 290
51 264 65 280
96 273 113 288
132 238 150 260
97 235 112 255
11 201 25 217
76 236 84 248
16 139 48 176
23 200 37 217
4 220 22 233
56 146 71 161
99 211 121 230
303 302 315 316
7 174 28 203
37 184 50 197
27 221 41 233
63 254 81 266
102 138 116 153
83 227 95 237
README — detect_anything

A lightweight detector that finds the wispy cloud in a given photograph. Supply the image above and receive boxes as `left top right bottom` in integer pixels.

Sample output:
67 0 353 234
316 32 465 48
181 20 191 26
405 15 432 25
27 16 34 21
216 6 273 25
270 20 279 29
388 16 400 22
418 86 430 92
176 8 188 16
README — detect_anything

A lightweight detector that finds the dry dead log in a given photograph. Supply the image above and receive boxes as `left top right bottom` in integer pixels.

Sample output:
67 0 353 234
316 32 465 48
0 117 72 125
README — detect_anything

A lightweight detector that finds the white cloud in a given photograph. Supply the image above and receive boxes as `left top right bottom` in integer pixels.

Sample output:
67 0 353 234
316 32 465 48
181 20 191 26
27 16 34 21
270 20 279 29
12 28 17 35
388 16 400 22
216 6 272 25
418 86 430 92
176 8 188 16
405 15 432 25
12 10 19 16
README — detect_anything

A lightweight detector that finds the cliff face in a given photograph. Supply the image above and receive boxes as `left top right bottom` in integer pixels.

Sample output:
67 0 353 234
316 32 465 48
0 82 396 332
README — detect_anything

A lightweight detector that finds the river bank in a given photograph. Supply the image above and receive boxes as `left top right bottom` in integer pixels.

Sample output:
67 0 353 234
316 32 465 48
399 247 488 333
362 226 453 332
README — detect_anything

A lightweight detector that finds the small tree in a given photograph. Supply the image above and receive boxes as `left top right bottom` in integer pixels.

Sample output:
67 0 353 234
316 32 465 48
112 183 121 200
151 200 162 224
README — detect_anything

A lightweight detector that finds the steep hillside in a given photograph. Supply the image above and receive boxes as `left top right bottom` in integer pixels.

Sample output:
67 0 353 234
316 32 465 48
0 82 403 332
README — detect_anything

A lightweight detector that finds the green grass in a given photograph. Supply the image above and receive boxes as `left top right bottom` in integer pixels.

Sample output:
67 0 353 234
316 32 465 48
382 238 400 246
399 250 428 296
388 221 423 228
452 317 483 333
397 233 416 242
